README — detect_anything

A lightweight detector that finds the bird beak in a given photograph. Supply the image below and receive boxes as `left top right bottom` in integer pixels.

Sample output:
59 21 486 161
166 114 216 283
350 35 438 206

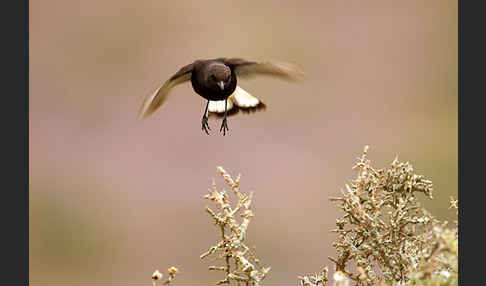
217 81 225 90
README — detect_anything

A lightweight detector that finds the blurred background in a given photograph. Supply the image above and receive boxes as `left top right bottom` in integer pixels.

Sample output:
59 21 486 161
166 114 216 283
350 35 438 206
29 0 457 285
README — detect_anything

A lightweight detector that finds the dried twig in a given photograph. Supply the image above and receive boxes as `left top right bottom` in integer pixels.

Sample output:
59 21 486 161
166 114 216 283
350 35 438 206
201 167 270 286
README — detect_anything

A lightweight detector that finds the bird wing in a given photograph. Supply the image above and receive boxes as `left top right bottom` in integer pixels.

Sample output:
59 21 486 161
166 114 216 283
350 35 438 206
138 62 195 119
223 58 305 81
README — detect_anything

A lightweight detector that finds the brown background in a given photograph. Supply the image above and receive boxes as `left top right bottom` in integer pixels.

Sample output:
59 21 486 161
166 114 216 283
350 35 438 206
30 1 457 286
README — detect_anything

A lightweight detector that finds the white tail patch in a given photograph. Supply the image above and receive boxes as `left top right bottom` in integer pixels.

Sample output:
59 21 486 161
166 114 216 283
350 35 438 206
207 86 264 117
229 86 261 108
208 99 234 114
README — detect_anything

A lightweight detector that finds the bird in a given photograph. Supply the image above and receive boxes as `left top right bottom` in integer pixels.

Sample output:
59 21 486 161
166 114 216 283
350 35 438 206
138 57 305 135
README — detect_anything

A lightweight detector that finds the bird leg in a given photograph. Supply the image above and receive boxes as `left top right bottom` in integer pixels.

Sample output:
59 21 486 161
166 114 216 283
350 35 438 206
201 100 211 135
219 99 229 136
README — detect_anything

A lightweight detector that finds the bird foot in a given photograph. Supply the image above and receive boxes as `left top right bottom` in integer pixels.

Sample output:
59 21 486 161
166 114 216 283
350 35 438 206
219 117 229 136
202 115 211 135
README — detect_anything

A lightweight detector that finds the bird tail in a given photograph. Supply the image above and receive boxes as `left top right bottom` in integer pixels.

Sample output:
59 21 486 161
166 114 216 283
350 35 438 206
208 86 266 118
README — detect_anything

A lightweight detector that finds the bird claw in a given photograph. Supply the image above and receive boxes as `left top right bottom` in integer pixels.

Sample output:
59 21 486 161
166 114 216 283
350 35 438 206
219 117 229 136
202 115 211 135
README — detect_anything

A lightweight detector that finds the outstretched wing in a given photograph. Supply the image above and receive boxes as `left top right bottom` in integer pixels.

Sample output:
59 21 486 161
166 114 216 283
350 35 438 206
138 62 195 119
223 58 305 81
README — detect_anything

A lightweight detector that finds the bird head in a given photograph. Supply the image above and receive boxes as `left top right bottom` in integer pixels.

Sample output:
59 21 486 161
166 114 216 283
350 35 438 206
208 64 231 91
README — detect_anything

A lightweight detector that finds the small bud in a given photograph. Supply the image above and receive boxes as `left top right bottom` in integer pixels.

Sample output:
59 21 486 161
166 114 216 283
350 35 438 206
152 270 163 280
357 267 367 281
333 271 349 286
440 270 451 278
168 267 179 275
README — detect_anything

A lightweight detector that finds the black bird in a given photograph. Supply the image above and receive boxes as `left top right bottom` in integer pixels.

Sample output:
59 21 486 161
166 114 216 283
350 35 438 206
138 57 304 135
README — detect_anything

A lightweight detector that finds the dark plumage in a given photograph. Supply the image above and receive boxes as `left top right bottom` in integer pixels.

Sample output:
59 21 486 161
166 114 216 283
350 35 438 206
138 57 305 135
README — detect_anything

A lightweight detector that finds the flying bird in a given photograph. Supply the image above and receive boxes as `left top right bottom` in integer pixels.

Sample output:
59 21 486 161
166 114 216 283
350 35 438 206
138 58 305 135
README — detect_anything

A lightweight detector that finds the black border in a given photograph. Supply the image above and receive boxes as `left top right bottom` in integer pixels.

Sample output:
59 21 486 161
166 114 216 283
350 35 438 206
458 0 483 285
3 0 28 285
